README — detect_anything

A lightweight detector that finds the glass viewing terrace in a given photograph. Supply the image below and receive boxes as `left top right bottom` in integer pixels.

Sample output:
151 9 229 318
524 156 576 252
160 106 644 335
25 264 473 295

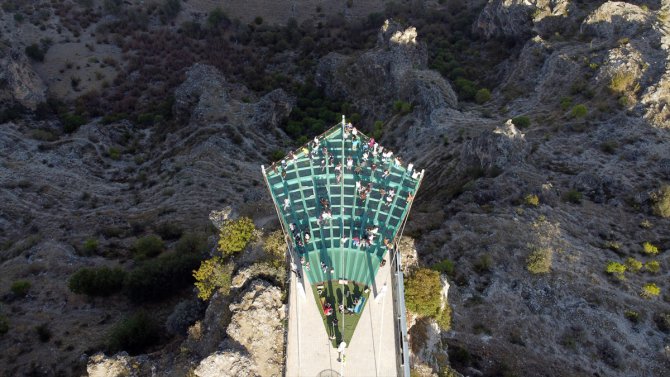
262 115 423 359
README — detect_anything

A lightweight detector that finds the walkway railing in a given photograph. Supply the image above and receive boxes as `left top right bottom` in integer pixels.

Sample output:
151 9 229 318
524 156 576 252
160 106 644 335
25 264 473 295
391 248 410 376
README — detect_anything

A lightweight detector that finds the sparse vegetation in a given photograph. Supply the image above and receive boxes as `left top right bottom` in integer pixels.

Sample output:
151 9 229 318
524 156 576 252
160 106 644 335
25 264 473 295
609 71 637 94
405 268 443 317
217 217 255 256
263 230 287 267
526 248 552 274
641 283 660 299
393 100 412 115
624 310 639 323
82 238 98 254
432 259 455 276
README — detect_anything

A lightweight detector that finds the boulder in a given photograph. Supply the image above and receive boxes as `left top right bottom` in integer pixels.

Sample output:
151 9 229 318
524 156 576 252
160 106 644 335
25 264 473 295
194 351 258 377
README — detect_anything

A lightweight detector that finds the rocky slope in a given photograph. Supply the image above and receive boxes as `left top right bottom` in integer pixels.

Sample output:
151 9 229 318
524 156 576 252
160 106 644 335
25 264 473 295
1 1 669 377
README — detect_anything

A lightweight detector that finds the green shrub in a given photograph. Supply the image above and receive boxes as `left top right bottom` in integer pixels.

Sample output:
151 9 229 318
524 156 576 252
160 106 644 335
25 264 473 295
193 257 233 300
571 104 588 118
473 254 492 273
562 190 582 204
641 283 660 299
405 268 442 317
605 261 627 279
25 43 45 61
123 252 201 302
432 259 455 276
560 96 573 111
254 16 263 25
454 77 477 100
218 217 255 256
161 0 181 20
0 315 8 335
61 113 87 133
526 248 552 274
68 267 126 296
108 311 160 355
625 258 643 272
372 120 384 139
624 310 639 323
524 194 539 206
175 232 208 255
511 116 530 129
82 238 98 254
263 230 287 267
475 88 491 104
11 280 31 297
155 223 183 241
35 323 51 342
269 149 285 162
435 305 452 331
645 260 660 273
651 185 670 218
393 100 412 115
134 235 165 259
207 7 229 28
609 71 637 94
642 242 659 255
108 147 121 160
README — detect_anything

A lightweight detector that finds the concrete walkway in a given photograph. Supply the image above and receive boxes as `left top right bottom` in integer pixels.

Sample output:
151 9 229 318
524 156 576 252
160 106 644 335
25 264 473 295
286 263 398 377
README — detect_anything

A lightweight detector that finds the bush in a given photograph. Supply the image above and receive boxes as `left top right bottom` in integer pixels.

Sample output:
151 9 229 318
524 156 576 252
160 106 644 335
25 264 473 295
207 7 229 28
405 268 442 317
432 259 455 276
560 96 573 111
625 258 643 272
133 235 165 259
524 194 539 206
642 242 659 255
193 257 233 300
562 190 582 204
0 315 7 335
175 232 208 254
269 149 285 162
254 16 263 25
61 113 87 133
218 217 255 256
25 43 45 62
651 185 670 218
641 283 660 299
263 230 287 267
624 310 639 323
161 0 181 20
11 280 31 297
526 248 552 274
155 223 183 241
609 71 636 94
68 267 126 296
511 116 530 129
82 238 98 254
645 260 660 273
571 104 588 118
605 261 626 279
475 88 491 104
108 147 121 160
35 323 51 342
473 254 492 273
435 305 452 331
123 252 201 302
108 311 160 355
166 300 202 335
393 100 412 115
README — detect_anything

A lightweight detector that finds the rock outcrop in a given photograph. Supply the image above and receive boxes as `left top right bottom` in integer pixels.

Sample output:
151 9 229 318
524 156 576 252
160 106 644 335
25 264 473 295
580 1 651 40
226 280 285 377
87 353 132 377
194 351 258 377
0 45 47 110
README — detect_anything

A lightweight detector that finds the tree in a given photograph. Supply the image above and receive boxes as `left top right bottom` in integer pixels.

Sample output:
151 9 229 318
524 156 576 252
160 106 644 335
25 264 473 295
511 115 530 129
641 283 660 299
193 257 233 300
405 268 442 317
605 261 626 280
218 217 255 256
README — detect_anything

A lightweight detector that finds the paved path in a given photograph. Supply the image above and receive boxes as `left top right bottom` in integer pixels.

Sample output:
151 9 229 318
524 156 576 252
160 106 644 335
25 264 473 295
286 263 398 377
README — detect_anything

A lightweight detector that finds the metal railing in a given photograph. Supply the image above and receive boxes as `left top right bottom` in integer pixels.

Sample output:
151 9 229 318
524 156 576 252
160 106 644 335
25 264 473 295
391 248 410 376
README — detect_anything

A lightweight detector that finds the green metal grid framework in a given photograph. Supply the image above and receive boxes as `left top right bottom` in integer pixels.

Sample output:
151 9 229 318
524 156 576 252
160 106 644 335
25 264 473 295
262 118 423 287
